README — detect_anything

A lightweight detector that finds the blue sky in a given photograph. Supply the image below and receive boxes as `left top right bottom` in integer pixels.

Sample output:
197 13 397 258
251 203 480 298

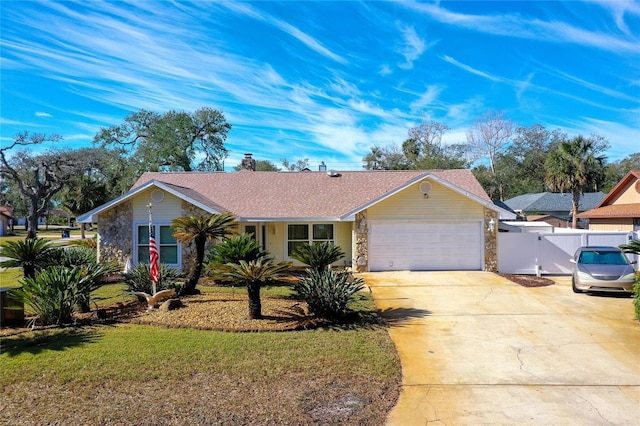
2 1 639 171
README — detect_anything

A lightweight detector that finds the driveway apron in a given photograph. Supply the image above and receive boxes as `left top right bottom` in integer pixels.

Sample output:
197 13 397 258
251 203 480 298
361 271 640 426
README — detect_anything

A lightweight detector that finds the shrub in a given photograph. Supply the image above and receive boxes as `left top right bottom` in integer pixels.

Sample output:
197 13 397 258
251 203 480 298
291 242 345 272
293 268 365 321
10 263 119 326
49 246 97 268
122 263 181 295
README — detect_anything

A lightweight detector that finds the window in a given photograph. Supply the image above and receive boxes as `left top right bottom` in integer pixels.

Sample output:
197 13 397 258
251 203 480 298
287 223 334 256
137 225 179 265
245 225 257 239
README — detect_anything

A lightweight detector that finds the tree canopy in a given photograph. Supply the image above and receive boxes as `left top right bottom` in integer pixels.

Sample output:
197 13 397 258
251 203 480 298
94 107 231 172
545 135 608 228
0 132 101 238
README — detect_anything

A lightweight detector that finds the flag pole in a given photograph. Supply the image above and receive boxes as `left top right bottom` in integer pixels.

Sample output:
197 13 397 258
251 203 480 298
148 203 157 296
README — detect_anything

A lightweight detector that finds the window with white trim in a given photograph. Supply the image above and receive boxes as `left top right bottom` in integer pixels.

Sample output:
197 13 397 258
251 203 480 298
287 223 334 257
137 225 179 266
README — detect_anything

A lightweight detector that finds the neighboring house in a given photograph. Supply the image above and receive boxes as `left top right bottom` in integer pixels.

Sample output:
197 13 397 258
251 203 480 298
0 206 11 237
78 168 509 273
503 192 606 228
526 214 569 229
577 170 640 232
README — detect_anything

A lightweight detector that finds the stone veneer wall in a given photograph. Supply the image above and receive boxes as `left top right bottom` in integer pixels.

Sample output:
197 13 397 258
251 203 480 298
354 211 368 272
484 207 498 272
97 201 133 267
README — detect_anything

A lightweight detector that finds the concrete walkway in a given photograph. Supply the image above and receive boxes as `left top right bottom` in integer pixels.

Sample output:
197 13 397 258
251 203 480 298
361 271 640 426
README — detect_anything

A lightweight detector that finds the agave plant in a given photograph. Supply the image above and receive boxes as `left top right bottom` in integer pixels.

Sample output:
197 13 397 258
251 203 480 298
0 238 54 279
214 258 292 319
293 268 365 321
291 242 345 272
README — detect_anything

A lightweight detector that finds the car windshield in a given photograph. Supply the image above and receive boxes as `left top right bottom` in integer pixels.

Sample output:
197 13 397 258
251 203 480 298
578 250 629 265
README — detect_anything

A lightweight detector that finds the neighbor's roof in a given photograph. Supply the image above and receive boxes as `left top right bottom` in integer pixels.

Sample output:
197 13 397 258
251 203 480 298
503 192 605 213
78 169 496 223
576 204 640 219
576 170 640 219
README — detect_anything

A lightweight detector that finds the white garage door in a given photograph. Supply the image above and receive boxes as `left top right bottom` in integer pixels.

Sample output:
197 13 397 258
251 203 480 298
368 221 483 271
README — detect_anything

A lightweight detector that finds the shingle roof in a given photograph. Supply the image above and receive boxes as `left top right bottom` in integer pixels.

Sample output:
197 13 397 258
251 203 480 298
130 169 491 220
503 192 605 213
577 203 640 219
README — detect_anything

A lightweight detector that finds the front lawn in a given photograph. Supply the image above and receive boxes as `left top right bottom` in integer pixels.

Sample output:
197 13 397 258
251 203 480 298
0 285 401 425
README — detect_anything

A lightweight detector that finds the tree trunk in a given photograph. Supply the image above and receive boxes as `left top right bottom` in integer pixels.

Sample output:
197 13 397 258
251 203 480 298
27 201 38 239
180 237 206 295
571 190 581 229
247 281 262 319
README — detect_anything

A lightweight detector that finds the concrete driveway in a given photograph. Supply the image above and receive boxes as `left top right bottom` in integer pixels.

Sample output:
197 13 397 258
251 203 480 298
361 271 640 425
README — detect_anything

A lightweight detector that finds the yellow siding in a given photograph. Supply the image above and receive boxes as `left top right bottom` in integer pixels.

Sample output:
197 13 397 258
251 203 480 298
132 189 183 222
613 180 640 204
367 179 483 220
589 219 634 232
265 221 352 267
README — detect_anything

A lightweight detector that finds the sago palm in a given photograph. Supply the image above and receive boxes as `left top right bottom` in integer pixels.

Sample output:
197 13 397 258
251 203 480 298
171 212 236 295
291 241 345 272
215 258 292 319
0 238 54 279
545 136 606 228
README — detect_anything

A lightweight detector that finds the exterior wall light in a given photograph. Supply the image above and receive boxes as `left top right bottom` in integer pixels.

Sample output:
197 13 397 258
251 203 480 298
488 218 495 232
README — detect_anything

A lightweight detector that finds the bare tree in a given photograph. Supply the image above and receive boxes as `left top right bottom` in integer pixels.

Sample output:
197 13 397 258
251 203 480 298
0 132 93 238
466 110 515 200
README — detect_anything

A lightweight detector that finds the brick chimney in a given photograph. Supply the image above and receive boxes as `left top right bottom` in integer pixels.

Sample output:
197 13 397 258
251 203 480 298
241 153 256 171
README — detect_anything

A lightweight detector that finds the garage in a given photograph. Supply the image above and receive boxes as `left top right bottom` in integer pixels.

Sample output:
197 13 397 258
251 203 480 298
368 220 484 271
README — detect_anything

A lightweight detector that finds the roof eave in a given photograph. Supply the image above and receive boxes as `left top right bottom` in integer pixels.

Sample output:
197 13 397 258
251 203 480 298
76 180 221 223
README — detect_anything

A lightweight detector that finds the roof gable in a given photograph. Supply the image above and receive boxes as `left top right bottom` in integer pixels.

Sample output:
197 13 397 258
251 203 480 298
596 170 640 207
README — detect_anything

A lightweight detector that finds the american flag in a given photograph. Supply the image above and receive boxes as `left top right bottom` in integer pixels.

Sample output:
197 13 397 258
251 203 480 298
149 224 160 286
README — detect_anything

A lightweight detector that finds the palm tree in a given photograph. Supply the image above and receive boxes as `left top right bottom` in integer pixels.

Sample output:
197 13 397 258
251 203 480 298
545 136 606 228
171 212 236 295
215 258 292 319
0 238 54 279
291 241 345 273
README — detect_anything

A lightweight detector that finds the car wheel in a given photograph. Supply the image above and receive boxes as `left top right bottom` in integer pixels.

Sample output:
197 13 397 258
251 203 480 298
572 277 585 294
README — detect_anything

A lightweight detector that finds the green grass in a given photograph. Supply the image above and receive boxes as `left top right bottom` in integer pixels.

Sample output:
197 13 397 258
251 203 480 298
0 299 401 425
0 268 22 288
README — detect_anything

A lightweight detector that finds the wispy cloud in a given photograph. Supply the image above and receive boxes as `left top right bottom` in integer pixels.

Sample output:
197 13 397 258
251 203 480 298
220 2 347 64
441 55 502 82
35 112 52 118
396 24 427 69
404 1 640 54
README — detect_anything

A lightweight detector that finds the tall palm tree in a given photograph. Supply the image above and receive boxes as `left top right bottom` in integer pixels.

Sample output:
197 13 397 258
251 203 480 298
545 136 606 228
215 258 292 319
171 212 236 295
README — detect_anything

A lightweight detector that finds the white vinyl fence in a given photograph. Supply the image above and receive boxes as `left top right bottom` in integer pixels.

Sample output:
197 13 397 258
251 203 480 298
498 231 638 275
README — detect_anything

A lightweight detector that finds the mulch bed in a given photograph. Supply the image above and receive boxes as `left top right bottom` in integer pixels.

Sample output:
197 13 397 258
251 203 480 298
1 293 332 335
500 273 555 288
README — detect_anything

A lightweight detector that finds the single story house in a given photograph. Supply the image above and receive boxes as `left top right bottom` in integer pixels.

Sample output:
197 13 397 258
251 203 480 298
526 214 569 229
77 168 510 273
577 170 640 232
503 191 605 228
